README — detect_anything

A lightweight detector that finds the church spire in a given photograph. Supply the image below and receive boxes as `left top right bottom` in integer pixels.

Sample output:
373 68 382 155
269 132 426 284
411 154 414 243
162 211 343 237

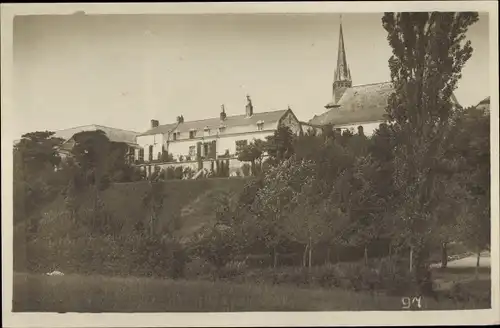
326 15 352 109
334 15 351 83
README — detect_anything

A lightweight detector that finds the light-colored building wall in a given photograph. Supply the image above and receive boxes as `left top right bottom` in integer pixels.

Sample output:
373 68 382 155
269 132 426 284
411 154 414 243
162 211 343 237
217 130 275 156
136 134 164 161
134 109 303 167
168 138 200 160
334 121 383 137
164 130 275 160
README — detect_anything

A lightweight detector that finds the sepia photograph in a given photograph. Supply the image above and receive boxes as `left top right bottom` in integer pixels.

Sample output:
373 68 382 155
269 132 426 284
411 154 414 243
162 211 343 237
1 1 499 327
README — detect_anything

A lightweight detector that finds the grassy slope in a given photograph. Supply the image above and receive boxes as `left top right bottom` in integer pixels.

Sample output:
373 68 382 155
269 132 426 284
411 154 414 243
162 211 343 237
37 177 250 237
12 272 488 312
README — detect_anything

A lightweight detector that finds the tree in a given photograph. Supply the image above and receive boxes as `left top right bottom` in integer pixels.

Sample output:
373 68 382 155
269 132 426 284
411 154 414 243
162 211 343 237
264 126 295 165
284 176 349 269
71 130 112 189
14 131 64 177
448 106 490 272
13 131 65 223
252 157 315 267
382 12 479 288
237 140 264 175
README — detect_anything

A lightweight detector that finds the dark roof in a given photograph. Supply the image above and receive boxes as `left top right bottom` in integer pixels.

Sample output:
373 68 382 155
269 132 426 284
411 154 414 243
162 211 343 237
476 96 490 112
310 82 462 126
139 110 288 136
311 82 393 126
300 121 323 128
55 124 140 146
477 96 490 105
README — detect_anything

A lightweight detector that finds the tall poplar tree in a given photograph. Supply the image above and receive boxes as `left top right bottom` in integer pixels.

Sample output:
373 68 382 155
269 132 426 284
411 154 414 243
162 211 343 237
381 12 479 287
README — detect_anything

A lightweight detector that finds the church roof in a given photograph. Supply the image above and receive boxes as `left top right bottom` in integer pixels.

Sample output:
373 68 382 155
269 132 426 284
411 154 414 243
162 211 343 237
476 96 490 112
139 109 288 137
310 82 462 127
55 124 140 146
310 82 393 126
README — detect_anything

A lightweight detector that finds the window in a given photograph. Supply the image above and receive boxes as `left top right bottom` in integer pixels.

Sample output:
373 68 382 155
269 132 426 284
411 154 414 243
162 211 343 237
127 148 135 163
203 143 209 157
172 132 177 141
148 145 153 162
189 146 196 157
235 140 248 154
189 130 197 139
138 148 144 162
219 126 226 134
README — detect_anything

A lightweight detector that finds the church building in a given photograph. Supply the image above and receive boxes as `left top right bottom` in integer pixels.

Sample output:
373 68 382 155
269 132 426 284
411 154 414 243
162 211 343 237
308 19 461 136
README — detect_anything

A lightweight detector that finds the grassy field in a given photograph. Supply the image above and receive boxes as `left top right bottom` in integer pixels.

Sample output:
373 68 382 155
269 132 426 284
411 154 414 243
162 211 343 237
12 272 490 312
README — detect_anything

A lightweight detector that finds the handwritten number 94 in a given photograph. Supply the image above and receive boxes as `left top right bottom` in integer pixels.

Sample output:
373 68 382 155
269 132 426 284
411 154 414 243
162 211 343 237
402 296 422 309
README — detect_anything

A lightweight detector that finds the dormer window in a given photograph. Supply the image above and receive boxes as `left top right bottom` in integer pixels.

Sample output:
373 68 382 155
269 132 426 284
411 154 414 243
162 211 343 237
257 120 264 131
204 126 210 135
172 132 178 141
219 125 226 134
189 129 197 139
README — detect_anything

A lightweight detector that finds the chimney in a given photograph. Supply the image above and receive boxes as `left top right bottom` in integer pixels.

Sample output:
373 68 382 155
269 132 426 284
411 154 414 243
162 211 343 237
177 115 184 124
151 119 159 128
245 95 253 117
220 104 227 121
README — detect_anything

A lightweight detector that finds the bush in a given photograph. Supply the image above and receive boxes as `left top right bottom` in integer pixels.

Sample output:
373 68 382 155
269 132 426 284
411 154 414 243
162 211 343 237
174 167 183 179
209 258 420 296
127 235 188 279
192 225 240 269
241 164 251 177
165 167 176 180
445 280 491 305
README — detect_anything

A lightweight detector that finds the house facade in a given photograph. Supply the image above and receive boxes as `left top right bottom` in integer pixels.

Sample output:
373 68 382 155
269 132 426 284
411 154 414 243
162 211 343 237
135 96 302 176
309 19 461 136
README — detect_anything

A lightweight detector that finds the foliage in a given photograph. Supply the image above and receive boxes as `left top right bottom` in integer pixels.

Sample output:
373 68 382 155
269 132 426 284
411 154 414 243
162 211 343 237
142 182 166 236
447 107 490 252
237 139 265 175
264 126 295 165
192 225 241 270
160 148 175 162
241 163 251 177
13 131 65 223
381 12 479 286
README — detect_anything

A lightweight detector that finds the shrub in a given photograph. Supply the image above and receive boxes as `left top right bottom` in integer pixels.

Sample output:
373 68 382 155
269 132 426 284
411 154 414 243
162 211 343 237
165 167 176 180
183 167 195 179
445 280 491 305
192 225 241 269
241 164 251 177
214 258 420 296
174 167 184 179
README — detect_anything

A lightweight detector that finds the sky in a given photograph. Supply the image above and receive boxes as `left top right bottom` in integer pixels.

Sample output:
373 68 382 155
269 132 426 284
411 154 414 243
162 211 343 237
13 12 490 137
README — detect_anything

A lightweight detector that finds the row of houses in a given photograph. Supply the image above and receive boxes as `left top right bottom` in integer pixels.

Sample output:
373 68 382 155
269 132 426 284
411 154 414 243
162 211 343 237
17 20 483 178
